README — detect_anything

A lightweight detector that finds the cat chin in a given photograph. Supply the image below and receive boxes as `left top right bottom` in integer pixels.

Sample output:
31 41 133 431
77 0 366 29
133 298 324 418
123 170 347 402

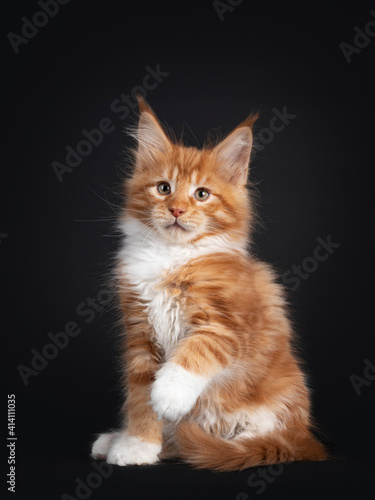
159 228 197 244
166 221 188 232
154 221 199 244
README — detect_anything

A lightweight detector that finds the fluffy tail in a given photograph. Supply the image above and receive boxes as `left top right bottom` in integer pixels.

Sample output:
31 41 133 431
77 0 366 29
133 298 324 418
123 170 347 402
174 422 328 472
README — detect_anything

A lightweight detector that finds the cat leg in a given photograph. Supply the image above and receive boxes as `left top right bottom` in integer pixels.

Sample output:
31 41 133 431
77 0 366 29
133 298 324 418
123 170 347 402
107 331 163 466
106 380 163 465
151 325 235 421
91 283 165 465
92 384 163 465
151 362 210 421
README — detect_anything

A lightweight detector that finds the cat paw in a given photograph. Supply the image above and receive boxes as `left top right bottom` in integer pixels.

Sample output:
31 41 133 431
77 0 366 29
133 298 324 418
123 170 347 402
150 362 209 421
91 432 119 459
106 433 161 466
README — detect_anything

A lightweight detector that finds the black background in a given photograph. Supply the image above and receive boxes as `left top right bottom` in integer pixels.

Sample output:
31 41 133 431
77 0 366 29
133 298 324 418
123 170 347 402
2 1 374 499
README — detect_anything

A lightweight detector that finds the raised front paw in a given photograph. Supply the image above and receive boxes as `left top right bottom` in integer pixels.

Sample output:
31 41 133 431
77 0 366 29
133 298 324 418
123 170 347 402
150 362 209 421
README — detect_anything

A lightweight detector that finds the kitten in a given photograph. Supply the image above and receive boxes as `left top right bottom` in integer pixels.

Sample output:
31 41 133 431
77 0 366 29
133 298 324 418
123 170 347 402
91 97 327 471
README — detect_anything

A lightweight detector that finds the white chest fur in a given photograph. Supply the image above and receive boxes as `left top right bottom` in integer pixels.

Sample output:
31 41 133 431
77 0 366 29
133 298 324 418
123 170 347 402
118 217 246 359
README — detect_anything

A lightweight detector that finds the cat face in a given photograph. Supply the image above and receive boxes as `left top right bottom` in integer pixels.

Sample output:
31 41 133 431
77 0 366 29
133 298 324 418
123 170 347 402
123 99 257 245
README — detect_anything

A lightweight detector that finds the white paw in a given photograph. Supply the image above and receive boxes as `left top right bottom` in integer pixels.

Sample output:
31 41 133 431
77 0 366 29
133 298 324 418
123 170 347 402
150 362 209 421
91 432 119 459
106 432 161 466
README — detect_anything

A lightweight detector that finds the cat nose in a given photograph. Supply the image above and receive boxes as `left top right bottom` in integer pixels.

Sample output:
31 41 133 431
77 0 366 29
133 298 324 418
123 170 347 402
169 207 186 218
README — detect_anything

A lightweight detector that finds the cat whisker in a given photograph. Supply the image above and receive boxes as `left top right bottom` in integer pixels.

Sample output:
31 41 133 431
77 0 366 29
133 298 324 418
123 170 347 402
129 222 155 236
86 185 123 213
75 218 119 223
127 208 150 215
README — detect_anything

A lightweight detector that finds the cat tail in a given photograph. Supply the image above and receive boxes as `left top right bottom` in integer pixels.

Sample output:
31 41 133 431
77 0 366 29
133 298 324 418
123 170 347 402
174 422 328 471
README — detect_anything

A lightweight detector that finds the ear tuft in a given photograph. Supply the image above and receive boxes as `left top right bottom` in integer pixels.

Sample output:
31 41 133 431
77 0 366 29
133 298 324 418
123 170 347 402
131 97 172 156
136 94 153 114
214 113 258 184
238 112 259 131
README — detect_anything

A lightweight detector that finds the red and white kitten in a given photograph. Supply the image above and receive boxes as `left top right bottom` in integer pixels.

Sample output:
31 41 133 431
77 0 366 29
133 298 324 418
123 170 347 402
91 98 327 471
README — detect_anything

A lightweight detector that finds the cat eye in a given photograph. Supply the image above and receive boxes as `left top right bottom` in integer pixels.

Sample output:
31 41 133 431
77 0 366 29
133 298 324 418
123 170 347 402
194 188 210 202
157 182 171 195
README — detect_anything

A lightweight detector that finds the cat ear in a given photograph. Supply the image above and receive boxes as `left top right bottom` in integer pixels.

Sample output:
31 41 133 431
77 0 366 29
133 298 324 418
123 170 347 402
214 113 258 185
133 96 172 157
